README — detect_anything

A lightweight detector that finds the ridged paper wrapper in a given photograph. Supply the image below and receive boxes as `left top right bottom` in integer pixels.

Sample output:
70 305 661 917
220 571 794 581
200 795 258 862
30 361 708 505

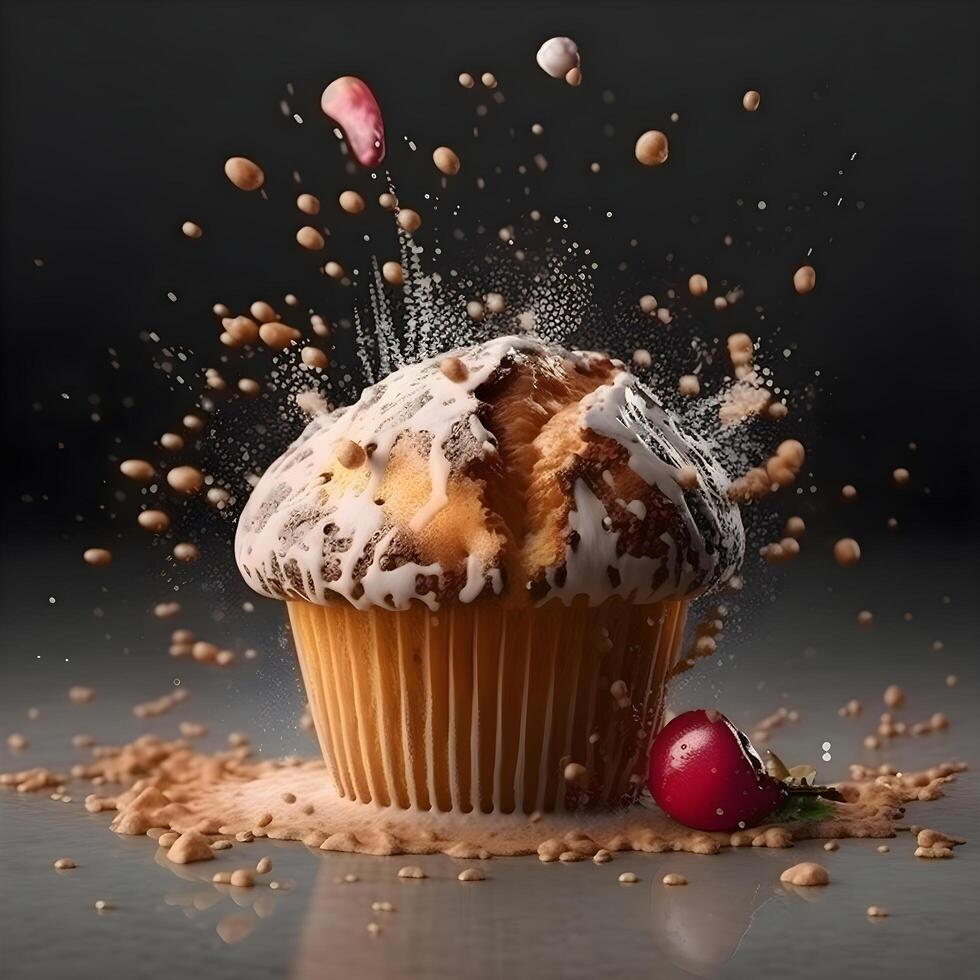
288 596 687 814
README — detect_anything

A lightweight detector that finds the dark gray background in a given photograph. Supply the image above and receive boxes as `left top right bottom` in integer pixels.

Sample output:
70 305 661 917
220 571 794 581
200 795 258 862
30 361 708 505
2 0 978 530
1 0 976 676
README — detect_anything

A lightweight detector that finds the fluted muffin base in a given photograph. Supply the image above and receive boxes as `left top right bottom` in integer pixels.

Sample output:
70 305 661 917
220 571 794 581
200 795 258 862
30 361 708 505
288 596 687 814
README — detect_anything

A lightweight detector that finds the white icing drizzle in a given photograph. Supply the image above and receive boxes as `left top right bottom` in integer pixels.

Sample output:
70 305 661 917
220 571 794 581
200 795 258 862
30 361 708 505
543 371 744 605
235 336 743 610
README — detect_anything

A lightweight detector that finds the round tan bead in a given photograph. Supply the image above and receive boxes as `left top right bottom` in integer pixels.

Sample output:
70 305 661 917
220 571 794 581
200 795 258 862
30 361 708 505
335 439 366 469
635 130 669 166
382 261 404 286
793 265 816 294
338 190 365 214
224 157 264 191
433 146 461 176
138 510 170 534
83 548 113 567
396 209 422 233
296 227 325 251
297 193 320 215
120 459 155 482
301 347 328 369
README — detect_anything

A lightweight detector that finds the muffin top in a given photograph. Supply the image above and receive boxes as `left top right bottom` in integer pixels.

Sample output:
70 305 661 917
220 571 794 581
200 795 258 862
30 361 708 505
235 335 744 611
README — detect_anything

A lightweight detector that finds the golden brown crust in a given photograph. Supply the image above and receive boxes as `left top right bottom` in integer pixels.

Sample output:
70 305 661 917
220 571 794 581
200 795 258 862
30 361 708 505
236 336 743 610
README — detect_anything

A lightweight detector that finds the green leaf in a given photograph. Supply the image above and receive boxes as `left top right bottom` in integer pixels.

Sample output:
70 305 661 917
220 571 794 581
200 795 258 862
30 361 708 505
767 794 836 824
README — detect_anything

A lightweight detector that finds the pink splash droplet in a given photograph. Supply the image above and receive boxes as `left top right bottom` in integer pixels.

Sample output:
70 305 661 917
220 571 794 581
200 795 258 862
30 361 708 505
321 76 386 168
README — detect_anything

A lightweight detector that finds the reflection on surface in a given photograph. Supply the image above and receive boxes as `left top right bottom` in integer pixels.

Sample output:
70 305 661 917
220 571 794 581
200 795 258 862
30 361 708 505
649 865 775 977
154 846 287 944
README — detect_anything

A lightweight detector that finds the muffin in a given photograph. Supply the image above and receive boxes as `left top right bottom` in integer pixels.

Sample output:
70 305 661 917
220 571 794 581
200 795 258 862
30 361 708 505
236 335 743 813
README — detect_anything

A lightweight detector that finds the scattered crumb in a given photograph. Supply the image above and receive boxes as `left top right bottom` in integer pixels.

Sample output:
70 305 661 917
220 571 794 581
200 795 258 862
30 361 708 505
779 862 829 886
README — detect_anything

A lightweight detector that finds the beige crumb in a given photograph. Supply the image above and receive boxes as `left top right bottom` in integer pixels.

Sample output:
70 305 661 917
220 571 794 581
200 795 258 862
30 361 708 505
833 538 861 568
662 873 687 886
397 866 426 879
433 146 461 176
167 831 214 864
296 193 320 215
338 190 365 214
823 841 840 852
678 375 700 397
779 862 829 886
635 130 669 167
867 906 890 918
335 439 366 469
120 459 155 482
53 858 77 870
173 542 199 562
784 516 806 538
381 261 404 286
224 157 264 191
883 685 905 709
485 292 506 314
83 548 113 567
296 227 325 251
793 265 816 294
138 510 170 534
166 465 204 495
396 208 422 233
457 868 485 882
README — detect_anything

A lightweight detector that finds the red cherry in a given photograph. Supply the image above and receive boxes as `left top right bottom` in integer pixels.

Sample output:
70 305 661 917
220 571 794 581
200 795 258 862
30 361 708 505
648 709 787 832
